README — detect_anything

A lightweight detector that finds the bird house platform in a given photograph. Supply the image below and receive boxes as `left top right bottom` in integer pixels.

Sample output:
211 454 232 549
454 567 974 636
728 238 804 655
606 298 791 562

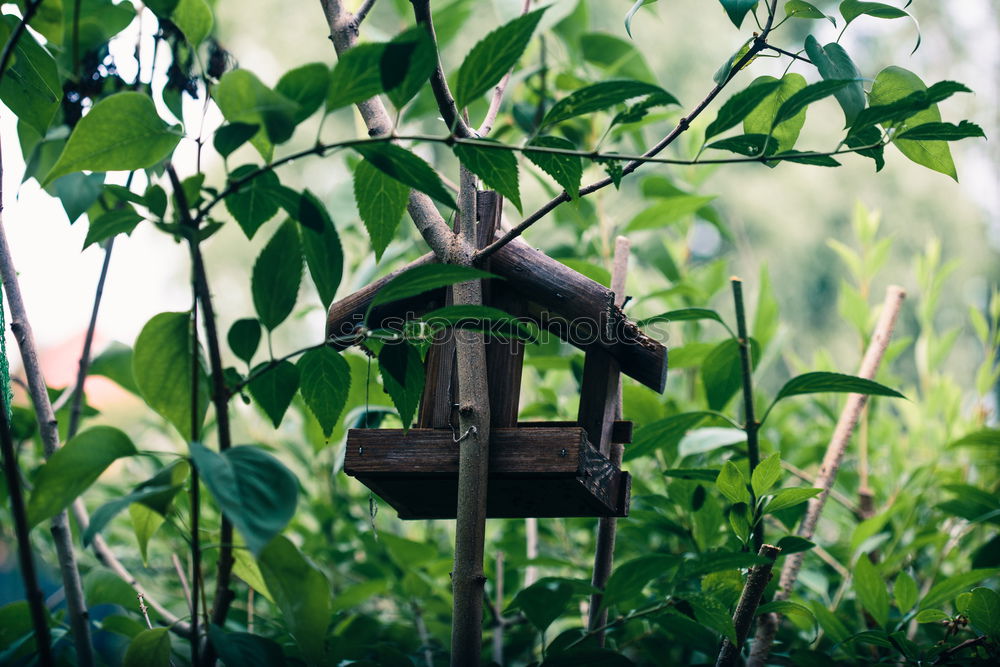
344 423 633 519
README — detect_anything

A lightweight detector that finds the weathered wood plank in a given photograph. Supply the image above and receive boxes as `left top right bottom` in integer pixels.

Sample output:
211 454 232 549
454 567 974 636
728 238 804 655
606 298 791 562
578 349 621 457
516 421 633 443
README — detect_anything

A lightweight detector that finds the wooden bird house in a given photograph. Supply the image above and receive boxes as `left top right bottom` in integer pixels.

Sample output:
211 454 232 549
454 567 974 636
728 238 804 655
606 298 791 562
328 192 668 520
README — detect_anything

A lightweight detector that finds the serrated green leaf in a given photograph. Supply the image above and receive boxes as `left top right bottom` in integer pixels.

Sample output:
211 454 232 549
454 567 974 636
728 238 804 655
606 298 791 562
369 263 496 311
773 371 905 402
297 347 350 438
354 142 455 209
705 79 782 139
454 141 521 212
215 70 298 160
327 42 386 111
224 165 282 239
896 121 985 142
383 27 436 109
894 571 918 613
914 608 949 623
637 308 727 328
920 569 1000 610
707 133 774 157
378 342 424 432
189 442 298 556
967 587 1000 641
83 461 188 547
764 487 821 513
275 63 329 123
27 426 137 528
454 7 546 108
43 92 182 185
525 135 583 199
133 311 209 440
84 207 143 248
299 191 343 309
507 577 587 633
855 556 890 627
716 461 750 505
208 627 288 667
541 79 675 127
354 158 409 261
227 318 261 366
702 337 759 411
751 453 782 496
803 36 865 124
252 220 302 330
0 15 61 135
743 73 809 159
775 535 816 555
248 361 300 428
124 628 171 667
840 0 919 53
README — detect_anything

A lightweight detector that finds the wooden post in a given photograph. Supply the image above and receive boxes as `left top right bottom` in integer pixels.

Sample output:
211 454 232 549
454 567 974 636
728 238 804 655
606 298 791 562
587 236 630 642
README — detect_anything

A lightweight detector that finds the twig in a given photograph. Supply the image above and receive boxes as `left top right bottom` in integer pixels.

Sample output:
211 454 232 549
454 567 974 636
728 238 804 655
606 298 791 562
566 599 676 651
732 277 763 552
934 635 988 664
354 0 378 26
762 43 812 64
492 551 504 665
525 517 539 586
0 386 54 666
0 0 42 80
748 286 906 667
477 0 532 136
716 544 781 667
172 553 194 623
587 236 630 645
781 460 863 519
188 290 202 667
412 0 475 138
476 0 782 260
0 129 96 667
137 593 154 630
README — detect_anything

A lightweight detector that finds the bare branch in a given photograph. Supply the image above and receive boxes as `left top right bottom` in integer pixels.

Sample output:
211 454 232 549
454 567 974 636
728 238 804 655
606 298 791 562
354 0 378 26
716 545 781 667
412 0 476 138
477 0 533 136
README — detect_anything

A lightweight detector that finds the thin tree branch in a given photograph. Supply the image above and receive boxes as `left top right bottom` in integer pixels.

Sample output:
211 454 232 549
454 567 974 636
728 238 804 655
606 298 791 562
476 0 782 261
732 277 763 552
763 42 812 64
781 460 863 519
716 544 781 667
748 285 906 667
0 0 42 80
354 0 378 26
566 599 677 651
0 390 54 666
412 0 476 138
319 0 456 259
477 0 533 136
0 132 96 667
934 635 988 664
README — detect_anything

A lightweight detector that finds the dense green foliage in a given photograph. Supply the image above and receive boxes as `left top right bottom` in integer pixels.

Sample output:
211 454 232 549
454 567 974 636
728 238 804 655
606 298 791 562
0 0 996 665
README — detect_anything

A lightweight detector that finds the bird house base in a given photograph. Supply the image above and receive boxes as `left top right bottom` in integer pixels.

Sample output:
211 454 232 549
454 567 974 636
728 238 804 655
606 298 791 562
343 424 631 519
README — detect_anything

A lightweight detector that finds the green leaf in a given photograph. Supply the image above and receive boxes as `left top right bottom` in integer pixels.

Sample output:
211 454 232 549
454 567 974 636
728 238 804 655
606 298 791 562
772 78 851 127
751 453 782 496
679 551 769 579
275 63 329 124
383 28 436 109
133 311 209 440
453 141 521 212
354 158 410 261
627 411 711 461
679 427 746 458
232 547 273 602
83 461 188 546
299 191 343 309
775 535 816 555
637 307 727 328
248 361 300 428
718 0 759 28
772 150 841 167
702 337 758 411
914 608 949 623
252 220 302 330
803 36 865 124
189 442 298 556
840 0 919 53
27 426 137 528
208 626 288 667
258 536 332 666
663 468 720 482
688 592 737 642
56 173 106 223
90 341 140 395
422 305 532 338
854 556 890 627
171 0 213 46
869 66 958 179
129 502 164 565
508 577 584 633
525 136 583 200
214 123 260 159
624 0 657 38
625 195 717 231
705 79 782 140
0 15 61 135
378 342 425 431
920 569 1000 610
228 318 261 365
541 80 675 127
967 587 1000 641
84 207 143 248
755 600 816 630
454 7 546 109
743 73 809 157
215 70 298 161
764 487 821 513
707 133 774 157
224 166 282 239
16 0 64 45
353 142 455 209
773 372 905 403
894 571 919 613
896 121 985 142
327 43 386 111
43 92 182 185
949 429 1000 450
716 461 750 505
785 1 832 23
297 347 351 438
369 263 496 311
124 628 171 667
